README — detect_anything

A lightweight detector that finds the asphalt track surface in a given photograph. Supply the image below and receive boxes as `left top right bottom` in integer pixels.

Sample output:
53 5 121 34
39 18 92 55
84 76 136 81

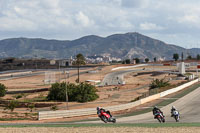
0 68 90 81
100 69 144 86
79 86 200 124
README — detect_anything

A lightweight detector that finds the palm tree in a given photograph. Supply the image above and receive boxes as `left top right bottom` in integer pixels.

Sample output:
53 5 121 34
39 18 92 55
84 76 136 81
73 53 85 83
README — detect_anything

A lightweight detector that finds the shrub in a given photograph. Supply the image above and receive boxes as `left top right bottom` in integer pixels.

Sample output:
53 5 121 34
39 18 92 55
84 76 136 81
13 94 22 99
75 82 99 103
47 82 99 103
149 78 170 90
0 83 6 97
28 103 35 112
50 105 58 111
5 100 18 112
47 82 67 101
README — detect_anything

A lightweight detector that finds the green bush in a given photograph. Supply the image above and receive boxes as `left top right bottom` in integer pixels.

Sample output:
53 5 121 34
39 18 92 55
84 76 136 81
75 83 99 102
47 82 99 103
149 78 170 90
28 103 35 112
47 82 67 101
0 83 7 97
50 105 58 111
5 100 18 112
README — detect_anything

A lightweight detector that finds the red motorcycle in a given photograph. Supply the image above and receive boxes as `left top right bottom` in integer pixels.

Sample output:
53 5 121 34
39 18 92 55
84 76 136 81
98 110 116 123
154 111 165 123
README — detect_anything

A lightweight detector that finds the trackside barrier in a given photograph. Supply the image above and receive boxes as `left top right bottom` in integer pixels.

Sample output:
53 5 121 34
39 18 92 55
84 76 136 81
38 79 199 120
112 64 148 71
0 71 32 77
39 108 96 120
140 94 160 104
160 79 199 97
38 100 141 120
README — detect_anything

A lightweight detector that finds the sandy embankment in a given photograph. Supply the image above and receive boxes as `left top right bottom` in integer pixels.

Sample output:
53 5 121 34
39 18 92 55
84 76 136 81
1 127 200 133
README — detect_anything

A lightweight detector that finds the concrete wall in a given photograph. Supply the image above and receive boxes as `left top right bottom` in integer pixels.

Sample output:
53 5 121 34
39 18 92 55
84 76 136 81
160 79 199 97
38 79 199 120
140 94 160 104
0 71 32 78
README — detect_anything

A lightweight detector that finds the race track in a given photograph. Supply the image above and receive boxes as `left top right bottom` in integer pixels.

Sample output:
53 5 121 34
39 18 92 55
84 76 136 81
80 86 200 124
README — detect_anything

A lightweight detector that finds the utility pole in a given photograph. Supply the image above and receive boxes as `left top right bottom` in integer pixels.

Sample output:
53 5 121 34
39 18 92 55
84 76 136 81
59 61 61 82
65 71 69 110
181 52 184 62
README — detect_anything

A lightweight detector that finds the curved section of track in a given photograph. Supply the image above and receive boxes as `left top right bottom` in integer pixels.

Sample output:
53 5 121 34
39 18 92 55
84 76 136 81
79 86 200 123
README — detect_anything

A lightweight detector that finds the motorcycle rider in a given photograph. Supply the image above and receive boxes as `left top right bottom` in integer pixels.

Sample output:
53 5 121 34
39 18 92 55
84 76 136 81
152 106 164 119
171 106 178 117
96 107 112 117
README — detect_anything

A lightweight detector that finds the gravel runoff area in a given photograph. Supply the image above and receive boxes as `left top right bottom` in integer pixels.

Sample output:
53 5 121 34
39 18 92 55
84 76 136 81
1 127 200 133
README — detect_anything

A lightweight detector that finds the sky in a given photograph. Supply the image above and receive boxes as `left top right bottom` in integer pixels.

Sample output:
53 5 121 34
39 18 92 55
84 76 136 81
0 0 200 48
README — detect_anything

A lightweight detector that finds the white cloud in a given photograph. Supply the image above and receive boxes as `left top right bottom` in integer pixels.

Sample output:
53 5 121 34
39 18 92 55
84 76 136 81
0 0 200 48
75 11 94 27
140 22 164 31
0 17 37 31
121 0 150 8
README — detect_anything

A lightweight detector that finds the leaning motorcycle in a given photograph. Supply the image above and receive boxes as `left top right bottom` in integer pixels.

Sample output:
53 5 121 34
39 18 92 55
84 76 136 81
154 112 165 123
172 110 180 122
98 111 116 123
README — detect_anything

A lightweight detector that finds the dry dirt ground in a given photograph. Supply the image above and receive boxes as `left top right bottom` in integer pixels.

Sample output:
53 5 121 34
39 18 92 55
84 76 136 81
1 127 200 133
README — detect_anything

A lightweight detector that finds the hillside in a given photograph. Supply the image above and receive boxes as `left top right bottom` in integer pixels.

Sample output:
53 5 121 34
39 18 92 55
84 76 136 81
0 32 199 60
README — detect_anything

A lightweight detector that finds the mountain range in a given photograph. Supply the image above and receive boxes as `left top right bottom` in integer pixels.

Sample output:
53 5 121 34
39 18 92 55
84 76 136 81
0 32 199 60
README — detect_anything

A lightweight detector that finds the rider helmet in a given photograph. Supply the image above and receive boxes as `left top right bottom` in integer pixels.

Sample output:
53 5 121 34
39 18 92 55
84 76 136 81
154 106 158 109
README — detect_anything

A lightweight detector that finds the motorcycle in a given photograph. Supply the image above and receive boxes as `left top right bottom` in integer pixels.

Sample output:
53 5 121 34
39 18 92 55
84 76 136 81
98 111 116 123
154 111 165 123
172 110 180 122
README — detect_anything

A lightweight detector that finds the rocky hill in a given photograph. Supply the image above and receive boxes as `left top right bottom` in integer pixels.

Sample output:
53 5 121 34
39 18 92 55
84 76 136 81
0 32 199 60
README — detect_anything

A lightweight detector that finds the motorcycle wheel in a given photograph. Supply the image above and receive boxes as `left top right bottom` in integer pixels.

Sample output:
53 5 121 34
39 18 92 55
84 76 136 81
101 116 107 123
162 118 165 123
112 118 116 123
157 117 162 123
175 116 179 122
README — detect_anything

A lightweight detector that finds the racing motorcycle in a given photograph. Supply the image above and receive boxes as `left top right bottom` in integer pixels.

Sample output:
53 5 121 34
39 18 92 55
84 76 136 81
172 110 180 122
154 111 165 123
98 111 116 123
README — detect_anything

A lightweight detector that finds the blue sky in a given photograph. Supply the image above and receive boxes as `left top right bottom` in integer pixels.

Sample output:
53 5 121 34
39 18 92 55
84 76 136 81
0 0 200 48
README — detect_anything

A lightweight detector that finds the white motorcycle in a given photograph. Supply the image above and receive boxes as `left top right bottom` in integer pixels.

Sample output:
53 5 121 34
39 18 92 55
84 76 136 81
172 110 180 122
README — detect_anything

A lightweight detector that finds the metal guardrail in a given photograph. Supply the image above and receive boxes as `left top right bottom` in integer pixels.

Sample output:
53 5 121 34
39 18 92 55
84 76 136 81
38 79 199 120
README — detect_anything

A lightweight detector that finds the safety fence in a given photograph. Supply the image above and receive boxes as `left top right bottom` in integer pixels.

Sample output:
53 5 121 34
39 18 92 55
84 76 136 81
38 78 199 120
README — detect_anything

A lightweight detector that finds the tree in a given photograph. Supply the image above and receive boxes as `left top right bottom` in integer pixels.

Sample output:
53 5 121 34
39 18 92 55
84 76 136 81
125 59 130 64
187 55 192 60
181 52 184 61
134 58 140 64
145 58 149 63
153 57 157 62
197 54 200 60
0 83 6 97
122 59 130 64
173 53 179 61
73 53 85 83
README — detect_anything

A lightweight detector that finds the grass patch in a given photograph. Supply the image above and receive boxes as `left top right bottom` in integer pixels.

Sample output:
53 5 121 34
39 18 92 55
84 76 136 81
1 123 200 128
20 97 47 103
0 118 31 121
